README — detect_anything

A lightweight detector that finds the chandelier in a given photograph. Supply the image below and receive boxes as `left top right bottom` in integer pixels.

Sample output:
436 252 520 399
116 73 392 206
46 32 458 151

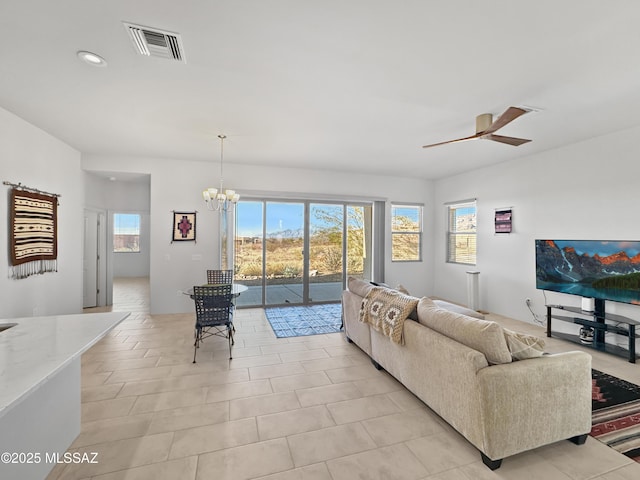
202 134 240 211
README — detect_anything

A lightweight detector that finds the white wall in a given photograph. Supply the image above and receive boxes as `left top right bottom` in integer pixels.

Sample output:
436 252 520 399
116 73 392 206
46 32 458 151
84 172 151 278
82 154 433 314
0 107 83 318
7 99 639 323
433 124 640 330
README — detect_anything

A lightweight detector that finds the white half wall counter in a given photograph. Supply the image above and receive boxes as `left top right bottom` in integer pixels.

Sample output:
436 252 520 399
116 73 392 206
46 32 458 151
0 311 129 480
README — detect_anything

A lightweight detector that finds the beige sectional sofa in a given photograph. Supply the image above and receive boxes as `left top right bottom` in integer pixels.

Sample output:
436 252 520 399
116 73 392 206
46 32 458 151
342 277 592 470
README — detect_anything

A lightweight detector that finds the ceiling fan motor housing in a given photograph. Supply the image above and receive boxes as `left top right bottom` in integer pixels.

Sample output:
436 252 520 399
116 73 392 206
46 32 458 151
475 113 493 134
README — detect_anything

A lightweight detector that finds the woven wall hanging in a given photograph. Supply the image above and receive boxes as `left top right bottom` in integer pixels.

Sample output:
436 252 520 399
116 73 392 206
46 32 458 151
172 211 197 242
9 188 58 279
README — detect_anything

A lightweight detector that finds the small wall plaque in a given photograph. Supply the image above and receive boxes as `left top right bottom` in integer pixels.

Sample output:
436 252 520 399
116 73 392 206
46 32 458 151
495 208 512 234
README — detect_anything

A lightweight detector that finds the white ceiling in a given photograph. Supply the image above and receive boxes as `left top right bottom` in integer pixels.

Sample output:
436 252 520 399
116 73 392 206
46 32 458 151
1 1 640 180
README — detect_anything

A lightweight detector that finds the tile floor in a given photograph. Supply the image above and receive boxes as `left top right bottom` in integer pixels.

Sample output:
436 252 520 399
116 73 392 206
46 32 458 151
46 277 640 479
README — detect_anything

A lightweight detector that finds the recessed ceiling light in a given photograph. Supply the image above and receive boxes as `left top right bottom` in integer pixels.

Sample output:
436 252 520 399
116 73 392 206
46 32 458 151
77 50 107 67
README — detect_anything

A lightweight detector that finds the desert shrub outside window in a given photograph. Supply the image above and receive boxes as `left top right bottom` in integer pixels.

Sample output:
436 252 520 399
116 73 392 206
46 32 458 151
391 204 422 262
113 213 140 253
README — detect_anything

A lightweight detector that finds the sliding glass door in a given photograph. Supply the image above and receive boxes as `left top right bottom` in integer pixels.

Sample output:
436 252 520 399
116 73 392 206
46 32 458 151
265 202 304 305
309 203 343 303
346 204 372 281
235 199 372 308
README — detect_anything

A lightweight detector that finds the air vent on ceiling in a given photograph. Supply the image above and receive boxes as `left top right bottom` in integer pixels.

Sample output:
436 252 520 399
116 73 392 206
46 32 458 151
124 22 185 62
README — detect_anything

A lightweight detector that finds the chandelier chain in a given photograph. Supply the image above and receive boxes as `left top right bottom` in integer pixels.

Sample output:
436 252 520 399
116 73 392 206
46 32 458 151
202 133 239 211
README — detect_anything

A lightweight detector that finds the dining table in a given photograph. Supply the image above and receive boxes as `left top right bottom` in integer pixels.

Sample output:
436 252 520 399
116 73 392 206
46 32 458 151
183 283 248 298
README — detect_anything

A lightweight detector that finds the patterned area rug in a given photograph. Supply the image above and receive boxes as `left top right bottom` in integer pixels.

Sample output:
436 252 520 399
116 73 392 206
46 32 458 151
591 369 640 462
265 303 343 338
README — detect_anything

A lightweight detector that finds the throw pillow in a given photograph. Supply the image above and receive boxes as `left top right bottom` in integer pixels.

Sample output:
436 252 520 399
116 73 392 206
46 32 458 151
360 287 419 344
417 298 512 365
395 284 418 320
503 328 545 360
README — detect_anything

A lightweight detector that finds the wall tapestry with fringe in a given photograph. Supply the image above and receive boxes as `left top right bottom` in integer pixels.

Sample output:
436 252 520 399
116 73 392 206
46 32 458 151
9 188 58 279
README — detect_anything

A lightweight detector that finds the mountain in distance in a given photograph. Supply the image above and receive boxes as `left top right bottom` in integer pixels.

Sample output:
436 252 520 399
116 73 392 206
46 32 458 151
244 225 340 241
266 228 304 239
536 240 640 285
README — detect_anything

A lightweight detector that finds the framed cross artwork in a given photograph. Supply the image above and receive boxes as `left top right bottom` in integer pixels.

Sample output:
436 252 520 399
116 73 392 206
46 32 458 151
172 211 196 242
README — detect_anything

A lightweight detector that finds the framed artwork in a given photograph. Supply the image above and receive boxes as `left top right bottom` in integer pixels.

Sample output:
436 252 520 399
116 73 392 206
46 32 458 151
172 211 196 242
495 208 512 234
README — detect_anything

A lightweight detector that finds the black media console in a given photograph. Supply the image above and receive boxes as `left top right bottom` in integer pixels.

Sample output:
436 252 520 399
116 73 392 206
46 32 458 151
546 299 639 363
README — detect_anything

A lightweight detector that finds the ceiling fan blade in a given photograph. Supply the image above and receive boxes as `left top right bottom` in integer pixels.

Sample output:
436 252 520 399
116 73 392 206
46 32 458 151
484 134 531 146
422 133 481 149
482 107 529 135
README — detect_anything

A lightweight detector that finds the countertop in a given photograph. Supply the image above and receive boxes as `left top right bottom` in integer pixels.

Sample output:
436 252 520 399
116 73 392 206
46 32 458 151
0 311 129 419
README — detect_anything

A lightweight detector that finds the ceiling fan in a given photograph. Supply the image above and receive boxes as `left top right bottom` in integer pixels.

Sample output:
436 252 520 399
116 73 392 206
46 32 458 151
422 106 532 149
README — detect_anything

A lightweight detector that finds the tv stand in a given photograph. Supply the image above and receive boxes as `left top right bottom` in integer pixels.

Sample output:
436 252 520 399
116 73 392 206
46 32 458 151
546 299 639 363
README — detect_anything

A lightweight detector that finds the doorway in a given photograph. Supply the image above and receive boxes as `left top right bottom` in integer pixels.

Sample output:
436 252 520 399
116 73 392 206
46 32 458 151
234 199 373 307
82 171 151 309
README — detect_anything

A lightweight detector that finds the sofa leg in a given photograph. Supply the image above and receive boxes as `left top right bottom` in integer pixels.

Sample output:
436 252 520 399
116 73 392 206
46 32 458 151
346 336 353 343
481 453 502 470
569 433 588 445
371 359 383 371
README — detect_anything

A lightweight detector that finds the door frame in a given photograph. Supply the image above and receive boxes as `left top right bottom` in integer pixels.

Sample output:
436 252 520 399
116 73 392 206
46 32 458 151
82 208 107 308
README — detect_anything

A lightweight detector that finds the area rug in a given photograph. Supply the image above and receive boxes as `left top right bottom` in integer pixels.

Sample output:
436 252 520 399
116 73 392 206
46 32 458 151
591 369 640 462
265 303 342 338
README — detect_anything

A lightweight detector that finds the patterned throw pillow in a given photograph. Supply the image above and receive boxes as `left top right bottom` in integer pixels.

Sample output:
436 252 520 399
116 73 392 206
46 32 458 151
359 287 419 344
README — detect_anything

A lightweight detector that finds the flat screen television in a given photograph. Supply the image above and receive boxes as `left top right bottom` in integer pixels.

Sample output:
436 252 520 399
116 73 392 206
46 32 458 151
535 239 640 306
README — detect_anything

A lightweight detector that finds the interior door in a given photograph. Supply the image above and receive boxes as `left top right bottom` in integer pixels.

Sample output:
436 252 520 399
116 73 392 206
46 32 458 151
83 210 99 308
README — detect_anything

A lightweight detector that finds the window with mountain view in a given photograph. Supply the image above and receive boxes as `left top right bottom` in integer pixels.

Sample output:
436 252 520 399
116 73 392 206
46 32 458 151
447 200 476 264
391 204 422 262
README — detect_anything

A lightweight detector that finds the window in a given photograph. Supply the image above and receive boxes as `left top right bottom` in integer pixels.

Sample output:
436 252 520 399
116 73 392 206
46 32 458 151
447 200 476 265
391 204 422 262
113 213 140 253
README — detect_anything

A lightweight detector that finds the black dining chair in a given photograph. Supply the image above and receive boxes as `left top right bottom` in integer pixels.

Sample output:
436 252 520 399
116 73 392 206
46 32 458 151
192 284 234 362
206 269 233 284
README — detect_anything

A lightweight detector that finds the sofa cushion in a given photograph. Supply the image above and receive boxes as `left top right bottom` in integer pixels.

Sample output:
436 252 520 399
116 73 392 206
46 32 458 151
348 277 374 297
417 298 512 365
503 328 545 360
432 299 485 320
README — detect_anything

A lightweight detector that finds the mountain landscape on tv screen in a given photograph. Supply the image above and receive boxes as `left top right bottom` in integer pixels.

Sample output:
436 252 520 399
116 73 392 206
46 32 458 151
536 240 640 303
